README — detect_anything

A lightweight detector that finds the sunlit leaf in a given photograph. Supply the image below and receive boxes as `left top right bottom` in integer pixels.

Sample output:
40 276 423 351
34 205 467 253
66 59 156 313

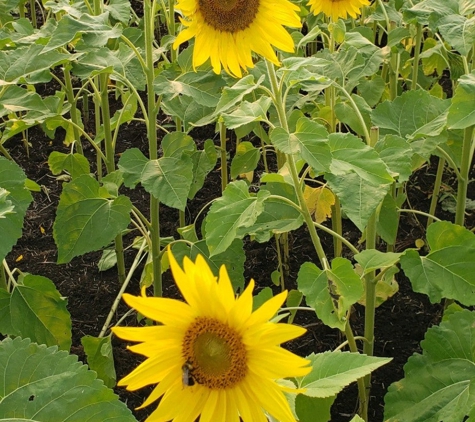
438 14 475 56
304 185 335 224
0 337 137 421
297 352 391 398
222 97 272 129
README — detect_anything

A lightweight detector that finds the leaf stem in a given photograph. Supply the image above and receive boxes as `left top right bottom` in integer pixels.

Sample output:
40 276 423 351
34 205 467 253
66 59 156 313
455 126 475 226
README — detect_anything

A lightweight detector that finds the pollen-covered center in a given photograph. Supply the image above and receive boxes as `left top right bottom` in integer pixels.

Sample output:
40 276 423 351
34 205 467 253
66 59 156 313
198 0 260 33
182 317 247 389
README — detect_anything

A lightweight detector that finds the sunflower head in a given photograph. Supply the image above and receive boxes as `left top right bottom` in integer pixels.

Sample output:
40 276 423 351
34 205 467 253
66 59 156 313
112 249 311 422
307 0 370 22
172 0 302 77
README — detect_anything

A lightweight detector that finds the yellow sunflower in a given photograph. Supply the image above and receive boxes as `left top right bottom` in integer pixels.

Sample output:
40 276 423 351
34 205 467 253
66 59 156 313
172 0 302 78
113 250 310 422
307 0 370 22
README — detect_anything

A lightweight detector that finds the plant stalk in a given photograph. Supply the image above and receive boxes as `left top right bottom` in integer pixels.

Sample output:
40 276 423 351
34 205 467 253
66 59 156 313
455 126 475 226
144 0 162 296
426 157 445 228
411 23 422 90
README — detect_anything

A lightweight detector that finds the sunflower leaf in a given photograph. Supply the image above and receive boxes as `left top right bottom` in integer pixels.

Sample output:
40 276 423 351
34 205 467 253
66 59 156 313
297 351 391 398
204 181 269 257
400 221 475 305
53 174 132 263
384 309 475 422
0 157 33 261
0 337 137 421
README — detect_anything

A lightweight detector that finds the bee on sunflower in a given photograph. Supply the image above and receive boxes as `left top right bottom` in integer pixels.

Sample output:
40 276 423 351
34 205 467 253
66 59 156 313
113 249 310 422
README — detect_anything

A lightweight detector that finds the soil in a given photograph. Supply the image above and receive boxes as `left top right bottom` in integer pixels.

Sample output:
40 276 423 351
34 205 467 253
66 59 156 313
3 4 475 421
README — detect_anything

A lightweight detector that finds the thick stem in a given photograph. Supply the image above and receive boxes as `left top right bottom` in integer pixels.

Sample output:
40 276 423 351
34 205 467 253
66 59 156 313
388 21 399 100
145 0 162 296
411 23 423 90
455 126 475 226
265 60 329 270
0 262 7 291
361 127 380 421
219 121 228 192
100 73 127 286
427 157 445 228
63 65 83 154
331 196 342 258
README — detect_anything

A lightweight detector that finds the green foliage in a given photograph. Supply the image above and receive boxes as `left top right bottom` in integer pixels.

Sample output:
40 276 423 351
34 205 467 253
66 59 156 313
0 157 33 261
54 174 132 263
297 259 364 331
0 274 71 350
385 309 475 421
0 337 137 421
401 221 475 305
81 335 116 388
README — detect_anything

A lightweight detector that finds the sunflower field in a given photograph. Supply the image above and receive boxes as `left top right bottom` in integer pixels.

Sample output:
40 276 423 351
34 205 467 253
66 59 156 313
1 0 475 421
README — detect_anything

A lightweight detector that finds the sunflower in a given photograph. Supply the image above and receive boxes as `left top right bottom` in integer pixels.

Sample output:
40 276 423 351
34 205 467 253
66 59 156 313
113 250 310 422
307 0 370 22
172 0 302 78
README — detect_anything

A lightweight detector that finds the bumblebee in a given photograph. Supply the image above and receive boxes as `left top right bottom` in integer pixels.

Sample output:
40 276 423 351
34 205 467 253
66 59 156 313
182 361 197 387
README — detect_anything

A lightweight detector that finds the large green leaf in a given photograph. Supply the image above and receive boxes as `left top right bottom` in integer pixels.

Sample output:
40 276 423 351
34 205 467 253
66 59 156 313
153 71 225 108
297 352 391 397
141 156 193 210
0 44 72 85
0 275 71 351
297 258 364 331
400 221 475 305
44 12 122 52
54 174 132 263
447 71 475 129
222 97 272 129
371 90 450 140
48 151 90 178
0 337 137 421
270 116 331 173
438 14 475 56
324 133 393 232
230 141 260 179
384 309 475 422
0 157 33 261
204 180 269 257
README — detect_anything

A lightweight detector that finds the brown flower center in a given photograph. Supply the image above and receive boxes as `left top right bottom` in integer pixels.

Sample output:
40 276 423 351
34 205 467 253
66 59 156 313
198 0 260 33
182 317 247 389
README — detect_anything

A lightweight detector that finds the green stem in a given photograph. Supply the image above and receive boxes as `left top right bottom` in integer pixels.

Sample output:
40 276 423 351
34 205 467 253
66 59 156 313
411 23 423 91
100 73 127 286
388 21 399 100
455 126 474 226
0 262 7 291
426 157 445 228
29 0 37 28
63 65 84 154
332 196 342 258
219 121 228 192
265 60 329 271
345 321 368 418
145 0 162 296
168 0 177 62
